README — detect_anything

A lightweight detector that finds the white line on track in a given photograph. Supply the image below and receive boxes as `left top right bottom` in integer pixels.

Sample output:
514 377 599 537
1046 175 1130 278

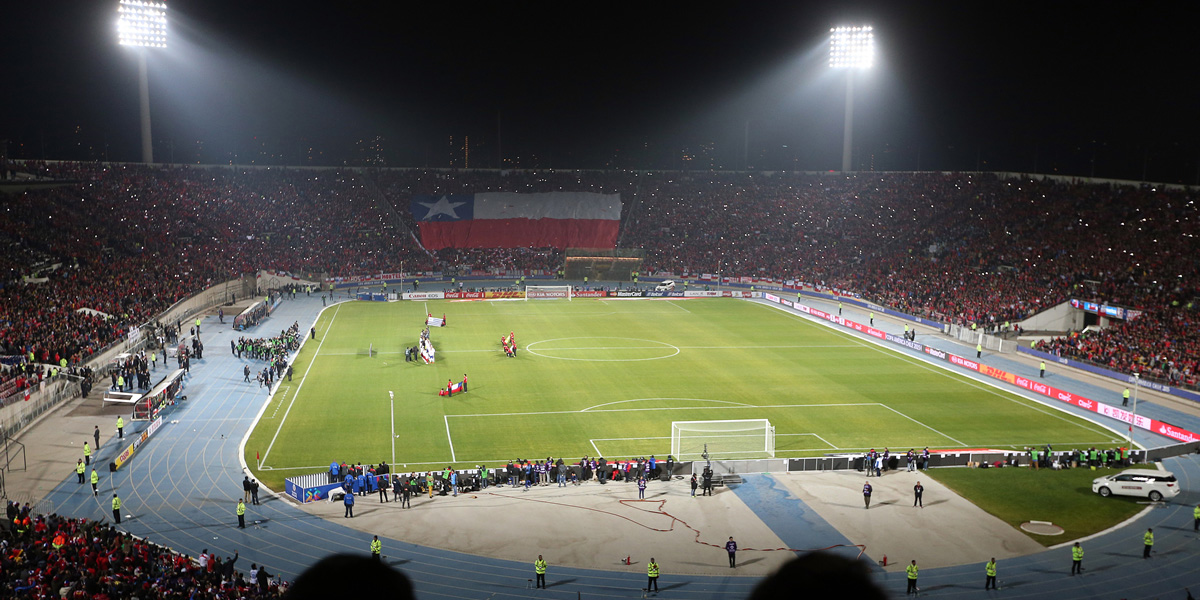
260 303 341 465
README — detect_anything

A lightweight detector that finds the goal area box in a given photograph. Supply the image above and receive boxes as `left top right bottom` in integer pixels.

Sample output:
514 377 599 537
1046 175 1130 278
671 419 776 461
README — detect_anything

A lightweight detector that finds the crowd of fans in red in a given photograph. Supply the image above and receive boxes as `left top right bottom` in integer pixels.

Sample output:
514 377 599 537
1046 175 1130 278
2 504 283 599
2 164 1195 388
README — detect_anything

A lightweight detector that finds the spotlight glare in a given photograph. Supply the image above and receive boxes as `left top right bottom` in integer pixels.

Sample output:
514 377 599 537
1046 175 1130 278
829 24 874 69
117 0 168 49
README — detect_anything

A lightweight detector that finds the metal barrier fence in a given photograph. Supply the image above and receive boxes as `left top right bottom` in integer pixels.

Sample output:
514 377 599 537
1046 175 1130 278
946 325 1014 353
1144 441 1200 462
0 379 81 442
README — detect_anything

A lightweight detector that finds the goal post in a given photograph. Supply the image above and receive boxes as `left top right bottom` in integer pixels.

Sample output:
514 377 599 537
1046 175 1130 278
671 419 775 461
525 285 572 301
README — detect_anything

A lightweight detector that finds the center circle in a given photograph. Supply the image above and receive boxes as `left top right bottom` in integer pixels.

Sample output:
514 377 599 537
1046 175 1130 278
525 337 680 362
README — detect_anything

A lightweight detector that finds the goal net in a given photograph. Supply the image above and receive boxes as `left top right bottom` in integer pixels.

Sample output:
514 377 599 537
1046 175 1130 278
525 285 572 301
671 419 775 461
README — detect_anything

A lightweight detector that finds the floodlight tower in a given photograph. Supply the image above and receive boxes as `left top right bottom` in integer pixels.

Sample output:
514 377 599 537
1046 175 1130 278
829 25 875 172
117 0 168 164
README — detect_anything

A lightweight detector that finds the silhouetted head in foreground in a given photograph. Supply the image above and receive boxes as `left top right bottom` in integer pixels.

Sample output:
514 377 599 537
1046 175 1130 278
286 554 414 600
749 551 886 600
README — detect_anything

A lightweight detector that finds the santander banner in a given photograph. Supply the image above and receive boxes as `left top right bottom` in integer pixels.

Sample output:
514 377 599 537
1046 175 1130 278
411 192 621 250
769 296 1200 444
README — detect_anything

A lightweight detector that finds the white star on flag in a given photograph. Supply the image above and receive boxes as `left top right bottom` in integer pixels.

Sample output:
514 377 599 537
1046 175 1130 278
418 196 467 220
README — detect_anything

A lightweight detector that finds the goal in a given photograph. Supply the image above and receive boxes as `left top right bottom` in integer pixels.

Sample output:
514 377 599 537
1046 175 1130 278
525 285 572 301
671 419 775 461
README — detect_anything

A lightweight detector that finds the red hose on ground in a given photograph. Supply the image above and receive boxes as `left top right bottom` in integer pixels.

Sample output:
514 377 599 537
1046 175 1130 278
482 492 867 559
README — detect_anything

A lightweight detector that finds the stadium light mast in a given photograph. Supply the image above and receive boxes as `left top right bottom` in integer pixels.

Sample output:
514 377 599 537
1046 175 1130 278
829 25 875 172
1126 372 1140 450
117 0 168 164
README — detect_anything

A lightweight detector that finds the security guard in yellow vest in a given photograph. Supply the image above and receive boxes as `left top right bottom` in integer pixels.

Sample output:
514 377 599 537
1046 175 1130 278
112 494 122 524
985 558 997 590
1123 388 1131 407
83 441 92 466
1143 528 1153 558
1040 361 1046 377
371 536 382 561
906 560 919 594
117 416 125 439
236 499 246 529
90 469 99 496
977 343 982 358
534 555 547 589
1194 504 1200 532
76 459 86 484
1070 542 1083 574
646 558 659 593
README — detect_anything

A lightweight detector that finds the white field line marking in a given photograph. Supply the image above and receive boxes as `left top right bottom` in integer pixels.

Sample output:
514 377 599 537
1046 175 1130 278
878 403 968 446
590 440 601 456
260 303 341 465
811 433 836 448
580 398 755 412
390 393 396 466
666 300 692 314
320 344 855 356
266 386 290 418
591 436 673 441
447 402 880 419
751 300 1126 441
444 415 457 462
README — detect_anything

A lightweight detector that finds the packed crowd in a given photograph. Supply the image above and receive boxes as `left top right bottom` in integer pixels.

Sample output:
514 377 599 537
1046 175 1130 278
2 163 1195 387
234 322 302 364
1 503 285 599
617 172 1198 387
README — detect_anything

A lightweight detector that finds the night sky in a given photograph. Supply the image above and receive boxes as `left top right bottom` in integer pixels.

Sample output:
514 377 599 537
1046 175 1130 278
2 1 1197 181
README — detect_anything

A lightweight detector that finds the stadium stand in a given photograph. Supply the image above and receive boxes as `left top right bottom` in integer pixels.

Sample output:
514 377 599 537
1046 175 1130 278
0 164 1195 386
0 162 1197 596
1 503 286 598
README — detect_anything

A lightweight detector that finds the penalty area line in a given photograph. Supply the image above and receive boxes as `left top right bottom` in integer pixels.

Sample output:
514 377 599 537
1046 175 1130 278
878 403 967 446
445 415 457 462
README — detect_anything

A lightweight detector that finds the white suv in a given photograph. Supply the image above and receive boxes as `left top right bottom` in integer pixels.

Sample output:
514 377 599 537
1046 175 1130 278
655 280 676 291
1092 469 1180 502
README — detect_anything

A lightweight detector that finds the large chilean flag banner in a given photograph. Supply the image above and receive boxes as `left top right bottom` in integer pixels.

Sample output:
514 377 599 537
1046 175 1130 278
411 192 622 250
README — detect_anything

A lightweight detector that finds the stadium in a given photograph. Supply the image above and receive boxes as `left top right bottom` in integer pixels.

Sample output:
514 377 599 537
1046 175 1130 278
2 3 1199 600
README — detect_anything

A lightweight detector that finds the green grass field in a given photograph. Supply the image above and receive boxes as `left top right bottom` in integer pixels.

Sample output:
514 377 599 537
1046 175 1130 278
928 466 1147 545
245 297 1123 490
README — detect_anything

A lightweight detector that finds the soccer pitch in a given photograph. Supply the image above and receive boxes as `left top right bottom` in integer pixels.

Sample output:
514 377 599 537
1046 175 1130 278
245 298 1121 483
